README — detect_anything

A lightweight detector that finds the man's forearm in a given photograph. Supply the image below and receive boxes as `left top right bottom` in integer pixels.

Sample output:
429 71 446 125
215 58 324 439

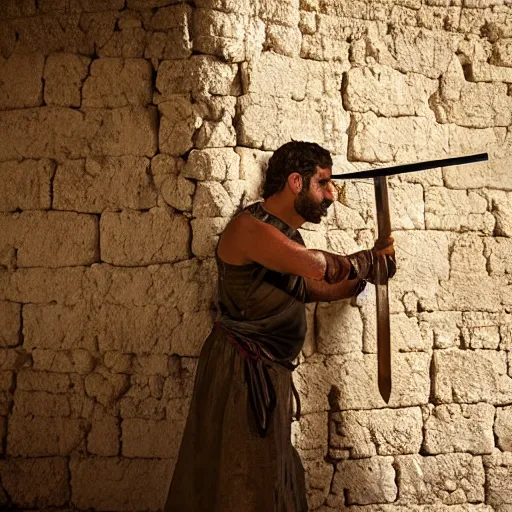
305 277 364 302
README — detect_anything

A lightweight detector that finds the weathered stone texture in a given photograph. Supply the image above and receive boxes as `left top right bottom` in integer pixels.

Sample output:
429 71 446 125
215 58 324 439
433 349 512 404
0 159 55 212
0 211 98 268
423 403 495 455
396 454 485 505
0 301 20 347
484 451 512 510
330 407 423 459
54 156 156 212
70 457 173 511
100 208 190 265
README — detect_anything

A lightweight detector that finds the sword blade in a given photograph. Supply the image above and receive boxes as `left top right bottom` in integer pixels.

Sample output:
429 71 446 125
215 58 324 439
332 152 488 180
374 176 392 403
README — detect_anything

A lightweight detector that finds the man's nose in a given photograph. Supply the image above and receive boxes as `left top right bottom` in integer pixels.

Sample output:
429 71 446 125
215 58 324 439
325 182 336 201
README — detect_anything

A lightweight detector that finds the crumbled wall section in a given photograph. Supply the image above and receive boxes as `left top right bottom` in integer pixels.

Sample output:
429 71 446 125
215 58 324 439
0 0 511 510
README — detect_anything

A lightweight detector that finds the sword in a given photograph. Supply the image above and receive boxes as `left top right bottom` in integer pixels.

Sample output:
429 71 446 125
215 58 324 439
332 152 489 403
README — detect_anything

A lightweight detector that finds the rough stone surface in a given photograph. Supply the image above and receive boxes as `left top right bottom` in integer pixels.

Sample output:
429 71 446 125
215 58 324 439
484 451 512 510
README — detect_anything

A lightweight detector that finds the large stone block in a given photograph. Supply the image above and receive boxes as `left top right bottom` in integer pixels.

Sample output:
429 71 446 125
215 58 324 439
0 159 54 212
330 407 423 459
483 451 512 510
44 52 90 107
433 349 512 404
192 181 238 218
303 458 333 509
54 156 156 212
17 369 72 393
485 237 512 275
238 93 348 152
70 457 172 511
0 53 44 108
265 24 302 57
83 58 152 107
87 414 120 456
423 403 495 455
0 457 69 508
0 106 158 161
316 301 363 355
155 56 239 101
419 311 463 349
122 418 185 458
182 148 240 181
396 454 485 505
485 190 512 237
7 414 87 456
292 412 329 461
0 267 84 305
449 234 488 277
344 64 436 117
0 301 20 347
349 113 450 163
388 181 425 230
495 407 512 451
328 456 397 507
425 188 494 233
32 348 96 375
13 389 70 418
100 208 190 265
431 56 512 128
0 211 98 267
461 311 506 350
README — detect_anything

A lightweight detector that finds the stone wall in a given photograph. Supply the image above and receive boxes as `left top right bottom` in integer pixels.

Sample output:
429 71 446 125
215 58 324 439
1 0 512 510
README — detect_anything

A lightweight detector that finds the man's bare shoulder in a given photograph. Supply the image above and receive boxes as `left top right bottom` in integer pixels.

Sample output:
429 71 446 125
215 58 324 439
217 211 261 264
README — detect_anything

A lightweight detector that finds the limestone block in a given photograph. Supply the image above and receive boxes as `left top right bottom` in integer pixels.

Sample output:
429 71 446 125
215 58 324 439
0 106 158 161
388 181 425 230
449 234 487 279
0 457 69 508
43 52 90 107
163 357 197 400
433 349 512 404
13 389 70 417
491 39 512 67
87 414 119 456
101 208 189 265
292 412 328 460
70 457 172 511
82 58 152 108
193 9 265 62
0 301 20 347
97 22 146 59
54 156 156 212
122 418 185 459
0 267 84 305
0 53 44 108
344 65 436 117
330 407 423 459
158 174 195 212
301 18 351 61
461 312 506 350
482 451 512 509
328 457 397 507
431 56 512 128
237 147 271 201
195 114 237 149
349 113 450 163
84 372 129 408
17 370 71 393
0 211 98 267
172 309 214 356
303 458 333 510
183 148 240 181
329 203 366 231
396 454 485 505
155 56 239 102
425 188 493 233
7 414 87 456
316 301 363 355
32 349 96 375
190 217 229 259
158 96 201 156
238 93 348 152
192 181 237 218
0 0 37 18
416 4 463 31
423 403 495 455
495 407 512 451
120 395 166 420
363 313 430 354
0 159 54 212
485 237 512 275
265 24 301 57
145 5 192 60
485 190 512 237
419 312 463 349
386 27 460 78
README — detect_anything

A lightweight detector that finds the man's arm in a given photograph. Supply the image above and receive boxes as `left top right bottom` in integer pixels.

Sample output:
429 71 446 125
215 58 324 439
304 276 364 302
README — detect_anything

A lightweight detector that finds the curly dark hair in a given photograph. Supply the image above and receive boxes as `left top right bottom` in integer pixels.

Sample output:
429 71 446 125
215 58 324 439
262 141 333 199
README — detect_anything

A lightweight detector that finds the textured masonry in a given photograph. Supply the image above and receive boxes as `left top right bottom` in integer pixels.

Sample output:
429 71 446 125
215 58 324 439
1 0 512 510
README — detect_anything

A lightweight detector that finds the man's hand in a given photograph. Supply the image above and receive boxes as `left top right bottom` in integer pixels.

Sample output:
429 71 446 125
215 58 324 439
372 236 396 280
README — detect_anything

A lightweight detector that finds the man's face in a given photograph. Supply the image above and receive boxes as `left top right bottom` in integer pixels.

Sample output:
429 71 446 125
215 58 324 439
294 166 335 224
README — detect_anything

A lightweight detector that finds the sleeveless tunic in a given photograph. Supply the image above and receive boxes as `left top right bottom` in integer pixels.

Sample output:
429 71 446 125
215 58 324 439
164 203 309 512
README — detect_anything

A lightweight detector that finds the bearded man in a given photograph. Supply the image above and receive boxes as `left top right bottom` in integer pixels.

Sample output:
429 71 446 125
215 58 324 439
165 141 395 511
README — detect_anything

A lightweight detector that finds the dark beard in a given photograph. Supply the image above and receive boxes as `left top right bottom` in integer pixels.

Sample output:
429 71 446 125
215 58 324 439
294 189 333 224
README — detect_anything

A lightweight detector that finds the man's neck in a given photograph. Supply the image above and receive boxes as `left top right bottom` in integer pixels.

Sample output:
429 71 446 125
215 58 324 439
262 194 304 229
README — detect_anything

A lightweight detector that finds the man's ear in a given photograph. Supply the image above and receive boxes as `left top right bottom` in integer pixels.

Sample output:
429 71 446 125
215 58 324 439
287 172 303 195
